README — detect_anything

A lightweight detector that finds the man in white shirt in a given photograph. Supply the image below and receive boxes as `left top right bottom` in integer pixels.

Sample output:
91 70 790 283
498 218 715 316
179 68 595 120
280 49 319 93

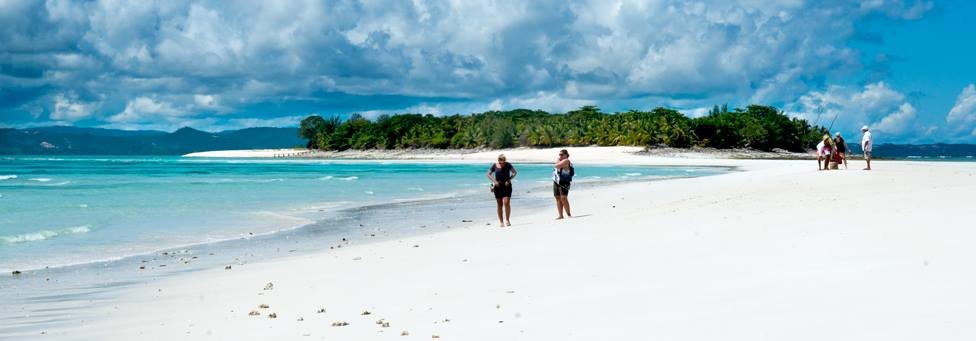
861 125 872 171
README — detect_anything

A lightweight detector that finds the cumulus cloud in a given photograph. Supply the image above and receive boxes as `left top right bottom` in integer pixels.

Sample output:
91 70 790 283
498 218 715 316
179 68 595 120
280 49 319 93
109 97 186 123
0 0 938 133
787 81 921 139
946 84 976 137
50 92 94 121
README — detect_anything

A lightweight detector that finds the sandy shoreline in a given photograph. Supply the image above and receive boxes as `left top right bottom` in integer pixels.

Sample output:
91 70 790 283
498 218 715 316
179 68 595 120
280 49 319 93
183 146 816 161
16 147 976 340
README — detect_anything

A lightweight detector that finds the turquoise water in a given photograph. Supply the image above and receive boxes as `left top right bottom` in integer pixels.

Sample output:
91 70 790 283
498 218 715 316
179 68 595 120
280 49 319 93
0 156 724 272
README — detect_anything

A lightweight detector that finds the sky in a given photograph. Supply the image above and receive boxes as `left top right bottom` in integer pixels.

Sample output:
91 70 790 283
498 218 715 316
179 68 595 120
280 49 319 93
1 0 974 143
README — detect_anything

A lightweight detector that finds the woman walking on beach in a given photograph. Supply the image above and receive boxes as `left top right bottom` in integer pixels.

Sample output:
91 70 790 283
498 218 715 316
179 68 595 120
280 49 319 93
487 154 517 227
553 149 573 219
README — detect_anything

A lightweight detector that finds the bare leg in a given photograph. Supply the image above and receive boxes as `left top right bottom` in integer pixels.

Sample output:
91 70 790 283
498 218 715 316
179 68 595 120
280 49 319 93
555 197 564 219
502 197 512 226
495 198 504 226
560 195 572 217
866 158 871 170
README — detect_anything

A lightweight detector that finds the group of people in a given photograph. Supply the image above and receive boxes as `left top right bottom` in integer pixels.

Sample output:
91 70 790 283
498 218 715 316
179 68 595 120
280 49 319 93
818 125 873 171
486 149 573 227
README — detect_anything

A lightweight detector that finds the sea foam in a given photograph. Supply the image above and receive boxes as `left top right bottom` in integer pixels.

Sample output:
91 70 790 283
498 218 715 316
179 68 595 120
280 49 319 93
0 225 92 244
0 175 17 180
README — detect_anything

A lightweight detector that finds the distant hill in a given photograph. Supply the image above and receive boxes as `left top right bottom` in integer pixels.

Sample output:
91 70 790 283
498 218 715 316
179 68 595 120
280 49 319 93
842 143 976 159
0 126 303 155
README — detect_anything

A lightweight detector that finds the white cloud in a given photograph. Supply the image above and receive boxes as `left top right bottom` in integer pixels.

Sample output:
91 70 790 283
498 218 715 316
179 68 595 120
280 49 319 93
872 102 917 135
194 94 218 108
109 96 186 123
946 84 976 138
2 0 940 133
787 81 919 138
50 92 94 121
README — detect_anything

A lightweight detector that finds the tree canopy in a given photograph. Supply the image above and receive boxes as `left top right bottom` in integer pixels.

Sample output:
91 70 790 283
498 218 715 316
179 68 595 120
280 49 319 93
298 105 826 152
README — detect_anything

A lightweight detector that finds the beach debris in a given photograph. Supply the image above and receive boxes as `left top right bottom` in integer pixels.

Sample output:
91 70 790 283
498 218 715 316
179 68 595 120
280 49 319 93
225 265 232 270
249 310 260 316
139 265 145 270
268 313 277 319
297 317 304 321
332 321 349 327
317 308 326 314
506 290 515 294
11 270 21 276
259 304 270 309
383 321 391 328
263 282 274 290
401 331 409 336
498 320 504 323
462 219 472 222
462 259 468 262
353 257 362 261
361 310 372 316
413 245 420 248
496 304 501 309
375 318 385 325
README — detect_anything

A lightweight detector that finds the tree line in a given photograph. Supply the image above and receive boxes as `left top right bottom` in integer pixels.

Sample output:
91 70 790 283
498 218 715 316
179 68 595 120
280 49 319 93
298 105 826 152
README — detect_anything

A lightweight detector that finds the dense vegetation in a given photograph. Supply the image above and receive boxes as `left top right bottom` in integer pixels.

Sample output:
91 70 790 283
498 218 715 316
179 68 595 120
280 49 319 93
299 105 827 152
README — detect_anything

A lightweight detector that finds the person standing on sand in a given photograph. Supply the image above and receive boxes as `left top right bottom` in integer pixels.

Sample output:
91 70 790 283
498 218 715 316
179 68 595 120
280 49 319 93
816 137 827 170
487 154 517 227
861 126 873 171
834 132 849 169
553 149 573 219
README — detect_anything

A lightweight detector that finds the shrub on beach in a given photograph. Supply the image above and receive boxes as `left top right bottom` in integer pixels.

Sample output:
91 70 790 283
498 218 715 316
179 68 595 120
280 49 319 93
301 104 825 152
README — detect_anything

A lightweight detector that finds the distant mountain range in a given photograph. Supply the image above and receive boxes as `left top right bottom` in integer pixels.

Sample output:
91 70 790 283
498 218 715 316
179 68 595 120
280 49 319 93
857 143 976 159
0 126 304 155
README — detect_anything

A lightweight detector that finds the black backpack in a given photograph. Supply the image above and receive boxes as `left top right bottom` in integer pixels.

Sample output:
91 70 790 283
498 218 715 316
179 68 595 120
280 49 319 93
560 164 575 183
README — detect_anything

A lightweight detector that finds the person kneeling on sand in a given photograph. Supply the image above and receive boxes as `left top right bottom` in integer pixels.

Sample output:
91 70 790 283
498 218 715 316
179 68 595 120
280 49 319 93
816 135 833 170
487 154 517 227
553 149 574 219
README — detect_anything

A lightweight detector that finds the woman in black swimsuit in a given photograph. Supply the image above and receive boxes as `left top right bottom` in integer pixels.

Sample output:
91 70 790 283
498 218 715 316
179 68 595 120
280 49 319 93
834 132 849 169
487 154 517 227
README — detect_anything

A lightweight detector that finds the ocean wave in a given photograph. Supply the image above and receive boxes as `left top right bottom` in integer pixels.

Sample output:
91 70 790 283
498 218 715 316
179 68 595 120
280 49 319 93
0 225 92 244
29 178 52 182
39 181 72 186
319 175 358 181
624 172 642 176
0 175 17 180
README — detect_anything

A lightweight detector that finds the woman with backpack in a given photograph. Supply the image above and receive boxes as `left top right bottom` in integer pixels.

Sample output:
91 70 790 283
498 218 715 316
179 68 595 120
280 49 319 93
553 149 573 219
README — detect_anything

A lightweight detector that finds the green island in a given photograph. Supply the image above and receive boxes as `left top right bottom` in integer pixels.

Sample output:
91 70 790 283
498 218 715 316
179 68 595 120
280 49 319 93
299 104 826 152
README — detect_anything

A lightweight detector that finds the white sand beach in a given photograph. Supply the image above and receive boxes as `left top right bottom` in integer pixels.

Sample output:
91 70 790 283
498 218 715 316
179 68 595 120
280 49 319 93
56 147 976 340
